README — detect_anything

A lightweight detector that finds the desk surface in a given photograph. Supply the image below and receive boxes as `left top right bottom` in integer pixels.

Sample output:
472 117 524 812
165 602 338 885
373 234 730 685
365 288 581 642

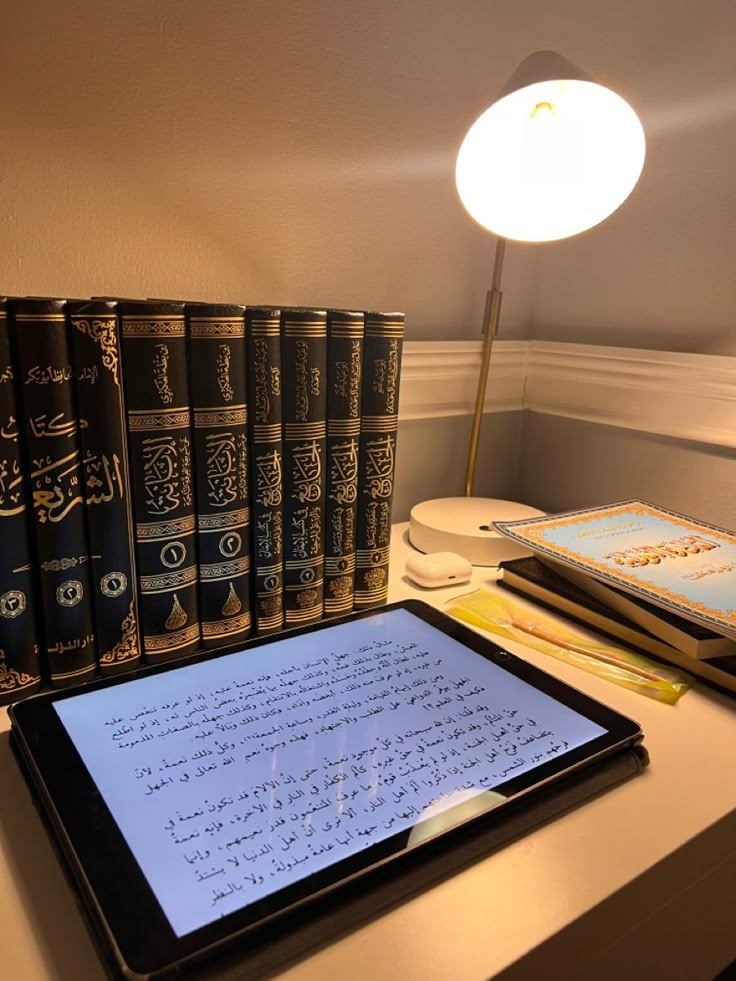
1 524 735 981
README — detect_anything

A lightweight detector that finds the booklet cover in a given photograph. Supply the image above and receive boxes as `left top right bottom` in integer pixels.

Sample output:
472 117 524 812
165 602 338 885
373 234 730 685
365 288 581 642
494 500 736 642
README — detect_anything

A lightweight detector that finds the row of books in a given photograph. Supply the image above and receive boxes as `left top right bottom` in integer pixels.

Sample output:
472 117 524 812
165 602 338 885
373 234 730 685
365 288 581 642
494 500 736 695
0 297 404 705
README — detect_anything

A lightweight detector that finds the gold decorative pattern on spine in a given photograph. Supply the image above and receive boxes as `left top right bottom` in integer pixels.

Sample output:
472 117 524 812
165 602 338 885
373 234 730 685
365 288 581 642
137 515 196 539
325 555 356 575
361 417 399 432
48 662 97 681
99 602 139 664
122 318 185 338
193 406 247 428
198 508 249 531
285 579 323 590
285 608 322 623
284 422 326 438
284 555 322 570
145 623 200 653
328 419 361 435
139 566 198 593
128 408 191 430
13 314 66 322
165 594 188 630
200 557 250 581
222 582 242 616
356 545 391 565
188 318 245 338
71 317 120 385
0 655 38 693
202 612 251 638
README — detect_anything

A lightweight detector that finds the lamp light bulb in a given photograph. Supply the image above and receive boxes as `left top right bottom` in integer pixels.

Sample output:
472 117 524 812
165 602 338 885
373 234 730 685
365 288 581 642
455 78 646 242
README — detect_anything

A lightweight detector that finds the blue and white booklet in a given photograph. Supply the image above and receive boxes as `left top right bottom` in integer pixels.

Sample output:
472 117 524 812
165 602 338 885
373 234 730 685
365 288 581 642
494 500 736 646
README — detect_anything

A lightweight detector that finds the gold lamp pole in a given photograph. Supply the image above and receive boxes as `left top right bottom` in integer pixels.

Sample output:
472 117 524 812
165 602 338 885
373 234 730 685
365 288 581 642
409 50 646 565
465 235 505 497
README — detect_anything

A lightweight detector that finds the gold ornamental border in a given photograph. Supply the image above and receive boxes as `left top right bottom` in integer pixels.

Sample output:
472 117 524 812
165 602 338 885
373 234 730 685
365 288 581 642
200 557 250 580
201 613 252 638
122 319 185 338
145 623 200 652
137 515 196 539
193 406 247 428
189 319 245 338
198 508 249 531
139 566 198 593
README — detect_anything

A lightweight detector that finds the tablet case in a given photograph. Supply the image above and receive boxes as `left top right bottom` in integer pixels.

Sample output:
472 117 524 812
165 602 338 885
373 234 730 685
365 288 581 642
10 726 648 981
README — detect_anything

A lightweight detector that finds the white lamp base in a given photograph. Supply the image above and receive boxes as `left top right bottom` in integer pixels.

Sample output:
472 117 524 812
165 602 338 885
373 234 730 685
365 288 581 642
408 497 545 567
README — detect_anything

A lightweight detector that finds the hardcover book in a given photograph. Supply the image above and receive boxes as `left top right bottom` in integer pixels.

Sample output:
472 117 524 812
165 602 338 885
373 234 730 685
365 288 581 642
68 300 142 675
245 307 284 635
187 303 252 648
323 310 364 618
498 555 736 695
494 500 736 656
280 308 327 627
11 298 97 687
0 299 42 704
354 311 405 610
119 301 201 662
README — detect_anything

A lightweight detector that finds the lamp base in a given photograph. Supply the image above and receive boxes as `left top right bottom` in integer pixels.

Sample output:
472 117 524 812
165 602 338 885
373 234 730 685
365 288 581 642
408 497 545 567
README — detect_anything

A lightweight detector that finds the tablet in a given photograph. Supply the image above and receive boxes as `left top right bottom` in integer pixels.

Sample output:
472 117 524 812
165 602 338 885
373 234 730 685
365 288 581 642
9 599 645 980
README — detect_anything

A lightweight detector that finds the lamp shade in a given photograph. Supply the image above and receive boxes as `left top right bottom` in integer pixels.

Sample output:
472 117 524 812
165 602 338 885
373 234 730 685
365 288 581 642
455 50 646 242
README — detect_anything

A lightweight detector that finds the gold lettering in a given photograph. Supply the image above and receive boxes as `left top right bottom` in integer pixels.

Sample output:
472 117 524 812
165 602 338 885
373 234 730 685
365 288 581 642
206 432 238 508
29 412 86 440
216 344 234 402
142 437 180 514
363 435 395 500
152 344 174 404
85 451 124 506
31 451 85 523
329 439 358 504
291 441 322 503
256 449 282 507
25 364 73 385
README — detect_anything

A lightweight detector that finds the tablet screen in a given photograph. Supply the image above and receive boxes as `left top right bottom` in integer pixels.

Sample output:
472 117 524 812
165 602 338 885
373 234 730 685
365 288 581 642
52 605 611 939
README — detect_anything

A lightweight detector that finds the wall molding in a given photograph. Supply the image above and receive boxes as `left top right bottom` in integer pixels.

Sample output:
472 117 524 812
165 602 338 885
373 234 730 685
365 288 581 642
400 339 736 449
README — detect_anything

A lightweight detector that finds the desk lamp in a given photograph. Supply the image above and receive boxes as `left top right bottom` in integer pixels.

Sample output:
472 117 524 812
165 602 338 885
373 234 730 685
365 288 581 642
409 50 646 565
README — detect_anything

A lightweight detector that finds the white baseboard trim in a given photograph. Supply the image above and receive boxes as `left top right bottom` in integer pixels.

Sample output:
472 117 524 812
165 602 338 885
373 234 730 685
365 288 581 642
400 339 736 449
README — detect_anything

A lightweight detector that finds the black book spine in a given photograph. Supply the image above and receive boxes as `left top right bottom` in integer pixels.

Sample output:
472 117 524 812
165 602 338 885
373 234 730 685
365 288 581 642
281 309 327 627
11 298 97 687
68 301 142 675
245 308 284 635
0 299 42 704
324 310 364 618
354 311 405 610
119 302 200 662
187 304 252 648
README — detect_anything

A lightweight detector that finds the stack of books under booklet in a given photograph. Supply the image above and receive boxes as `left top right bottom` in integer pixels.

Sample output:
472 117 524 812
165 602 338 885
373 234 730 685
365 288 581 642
0 297 404 705
494 500 736 695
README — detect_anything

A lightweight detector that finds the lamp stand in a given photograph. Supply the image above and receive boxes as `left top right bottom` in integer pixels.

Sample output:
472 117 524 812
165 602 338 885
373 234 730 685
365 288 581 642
465 235 505 496
408 236 543 566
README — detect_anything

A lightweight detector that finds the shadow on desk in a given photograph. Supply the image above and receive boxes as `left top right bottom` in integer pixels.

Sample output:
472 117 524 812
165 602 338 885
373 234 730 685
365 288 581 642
0 726 647 981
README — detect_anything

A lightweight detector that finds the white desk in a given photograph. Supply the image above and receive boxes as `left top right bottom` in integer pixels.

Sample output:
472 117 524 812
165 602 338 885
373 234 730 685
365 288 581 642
1 523 735 980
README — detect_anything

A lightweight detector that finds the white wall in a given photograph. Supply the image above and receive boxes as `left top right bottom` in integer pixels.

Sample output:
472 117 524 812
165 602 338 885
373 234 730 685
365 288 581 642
518 415 736 529
1 1 733 349
2 1 734 523
531 4 736 354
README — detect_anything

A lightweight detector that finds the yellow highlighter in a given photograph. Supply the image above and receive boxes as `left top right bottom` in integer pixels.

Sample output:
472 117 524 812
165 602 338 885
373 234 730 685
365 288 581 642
445 589 692 704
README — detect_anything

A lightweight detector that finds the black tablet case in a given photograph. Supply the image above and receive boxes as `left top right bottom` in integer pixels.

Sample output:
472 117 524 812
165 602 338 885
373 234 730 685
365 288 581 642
9 723 648 981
